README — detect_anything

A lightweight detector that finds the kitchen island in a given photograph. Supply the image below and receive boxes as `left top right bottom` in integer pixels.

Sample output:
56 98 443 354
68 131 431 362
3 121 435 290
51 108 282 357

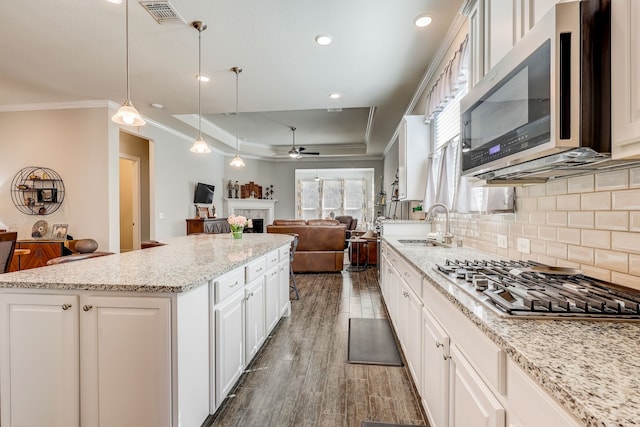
0 233 293 427
381 236 640 427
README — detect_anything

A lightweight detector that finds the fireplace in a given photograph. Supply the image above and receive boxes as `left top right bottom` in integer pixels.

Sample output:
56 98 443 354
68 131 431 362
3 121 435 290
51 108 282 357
224 198 277 233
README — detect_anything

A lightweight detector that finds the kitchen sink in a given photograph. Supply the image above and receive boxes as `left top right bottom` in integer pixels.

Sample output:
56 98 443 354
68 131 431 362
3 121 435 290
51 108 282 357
397 239 449 247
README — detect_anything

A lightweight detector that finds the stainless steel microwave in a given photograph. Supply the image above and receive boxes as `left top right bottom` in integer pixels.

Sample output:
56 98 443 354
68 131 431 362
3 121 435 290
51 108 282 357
460 0 610 179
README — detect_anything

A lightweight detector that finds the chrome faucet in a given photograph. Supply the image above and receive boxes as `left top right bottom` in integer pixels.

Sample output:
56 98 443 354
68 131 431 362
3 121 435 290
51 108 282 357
425 203 453 244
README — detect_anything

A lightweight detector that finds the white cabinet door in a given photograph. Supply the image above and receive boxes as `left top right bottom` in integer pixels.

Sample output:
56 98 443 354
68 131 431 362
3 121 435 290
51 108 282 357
80 295 171 427
0 294 79 427
399 281 423 391
278 259 291 316
245 277 266 363
398 115 429 201
265 265 280 333
422 307 450 427
484 0 515 71
449 344 505 427
612 0 640 159
215 290 245 406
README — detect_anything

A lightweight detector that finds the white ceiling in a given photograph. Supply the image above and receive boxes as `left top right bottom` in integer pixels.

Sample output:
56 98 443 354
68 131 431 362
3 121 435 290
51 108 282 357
0 0 464 160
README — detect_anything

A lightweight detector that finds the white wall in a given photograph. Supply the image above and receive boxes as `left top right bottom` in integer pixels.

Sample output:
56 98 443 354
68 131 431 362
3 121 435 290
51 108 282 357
0 107 111 249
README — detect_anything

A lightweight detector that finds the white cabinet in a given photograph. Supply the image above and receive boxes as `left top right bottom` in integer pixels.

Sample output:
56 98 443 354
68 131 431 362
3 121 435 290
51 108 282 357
215 291 245 406
465 0 558 85
81 295 172 427
279 245 292 316
399 280 423 390
0 294 80 427
449 344 505 427
612 0 640 159
244 277 266 363
0 293 172 427
421 307 449 427
398 115 429 201
265 264 280 333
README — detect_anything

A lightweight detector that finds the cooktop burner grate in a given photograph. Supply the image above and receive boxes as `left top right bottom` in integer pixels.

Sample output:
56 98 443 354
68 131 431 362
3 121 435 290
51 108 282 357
435 259 640 319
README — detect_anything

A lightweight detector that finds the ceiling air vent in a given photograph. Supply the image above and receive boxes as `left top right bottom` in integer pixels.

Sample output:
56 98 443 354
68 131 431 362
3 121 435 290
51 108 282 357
140 1 185 25
327 108 342 112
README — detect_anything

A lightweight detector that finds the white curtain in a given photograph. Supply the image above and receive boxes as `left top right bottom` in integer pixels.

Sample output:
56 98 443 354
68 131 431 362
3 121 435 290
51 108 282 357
436 141 459 208
424 35 469 124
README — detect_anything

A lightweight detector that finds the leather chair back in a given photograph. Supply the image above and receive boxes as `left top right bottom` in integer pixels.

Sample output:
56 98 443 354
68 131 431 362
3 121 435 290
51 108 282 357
0 232 17 273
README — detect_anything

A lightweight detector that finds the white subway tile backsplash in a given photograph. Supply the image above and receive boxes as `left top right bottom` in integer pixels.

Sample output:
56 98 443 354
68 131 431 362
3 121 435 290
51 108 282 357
522 224 538 238
557 259 580 269
612 189 640 210
581 229 611 249
517 197 537 212
612 231 640 255
568 175 594 193
546 179 568 195
611 272 640 291
629 255 640 276
580 265 611 282
557 228 581 245
568 211 594 228
556 194 581 211
630 167 640 188
530 212 546 224
595 250 628 273
631 212 640 232
529 183 546 197
595 170 629 191
581 192 611 211
509 223 523 235
537 255 557 266
595 211 628 231
546 212 567 227
546 242 567 259
568 245 594 264
530 239 546 255
538 196 557 211
538 226 557 241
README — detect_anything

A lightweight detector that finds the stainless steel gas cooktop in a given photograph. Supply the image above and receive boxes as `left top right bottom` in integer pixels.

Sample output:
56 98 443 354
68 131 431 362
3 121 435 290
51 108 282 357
434 259 640 320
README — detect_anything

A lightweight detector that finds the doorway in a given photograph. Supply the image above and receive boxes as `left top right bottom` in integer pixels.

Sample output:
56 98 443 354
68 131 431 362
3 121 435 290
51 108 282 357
119 156 140 252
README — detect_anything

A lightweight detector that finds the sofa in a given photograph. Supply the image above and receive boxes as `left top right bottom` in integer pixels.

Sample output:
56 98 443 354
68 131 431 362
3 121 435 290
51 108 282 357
267 219 346 272
336 215 358 243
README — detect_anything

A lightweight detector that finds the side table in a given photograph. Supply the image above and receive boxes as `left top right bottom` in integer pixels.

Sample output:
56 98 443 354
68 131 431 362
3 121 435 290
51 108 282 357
347 237 368 272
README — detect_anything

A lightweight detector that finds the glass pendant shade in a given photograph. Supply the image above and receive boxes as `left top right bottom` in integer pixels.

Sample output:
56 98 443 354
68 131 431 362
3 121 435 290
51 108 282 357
112 0 145 127
229 155 245 167
191 135 211 154
112 100 145 126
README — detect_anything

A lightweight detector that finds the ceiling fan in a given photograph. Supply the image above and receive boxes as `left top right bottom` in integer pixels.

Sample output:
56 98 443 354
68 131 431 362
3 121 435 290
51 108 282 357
287 127 320 159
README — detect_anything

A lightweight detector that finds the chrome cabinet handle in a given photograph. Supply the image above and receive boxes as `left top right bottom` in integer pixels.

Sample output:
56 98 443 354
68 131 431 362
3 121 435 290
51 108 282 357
82 304 93 311
230 281 240 288
271 271 277 277
62 304 72 311
436 341 443 348
256 267 263 272
443 354 451 361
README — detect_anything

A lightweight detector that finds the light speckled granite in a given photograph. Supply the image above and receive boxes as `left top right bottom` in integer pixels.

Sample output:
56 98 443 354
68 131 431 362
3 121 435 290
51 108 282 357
378 219 426 224
383 235 640 427
0 233 292 294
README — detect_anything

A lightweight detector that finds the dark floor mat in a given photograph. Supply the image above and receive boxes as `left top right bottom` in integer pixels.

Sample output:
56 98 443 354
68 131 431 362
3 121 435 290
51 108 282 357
347 318 403 366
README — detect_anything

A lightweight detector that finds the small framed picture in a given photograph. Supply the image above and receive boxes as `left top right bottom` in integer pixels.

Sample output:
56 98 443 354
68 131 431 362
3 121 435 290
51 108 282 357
197 207 209 219
51 224 68 240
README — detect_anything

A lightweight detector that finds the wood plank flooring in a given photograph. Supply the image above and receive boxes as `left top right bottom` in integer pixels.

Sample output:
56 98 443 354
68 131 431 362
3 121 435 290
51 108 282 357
207 267 428 427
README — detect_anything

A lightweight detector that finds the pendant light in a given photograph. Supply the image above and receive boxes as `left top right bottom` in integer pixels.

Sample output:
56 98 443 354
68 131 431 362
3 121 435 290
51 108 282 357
112 0 145 127
190 21 211 154
229 66 245 167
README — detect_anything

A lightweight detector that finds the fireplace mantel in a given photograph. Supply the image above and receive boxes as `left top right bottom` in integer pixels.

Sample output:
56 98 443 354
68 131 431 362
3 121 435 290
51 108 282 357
224 198 278 232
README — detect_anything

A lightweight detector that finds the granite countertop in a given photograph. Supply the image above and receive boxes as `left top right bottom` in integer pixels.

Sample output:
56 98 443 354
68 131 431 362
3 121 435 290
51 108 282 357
0 233 292 294
383 235 640 427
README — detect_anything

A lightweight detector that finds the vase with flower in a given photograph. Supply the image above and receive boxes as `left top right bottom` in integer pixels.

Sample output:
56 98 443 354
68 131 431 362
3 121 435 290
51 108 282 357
227 214 253 239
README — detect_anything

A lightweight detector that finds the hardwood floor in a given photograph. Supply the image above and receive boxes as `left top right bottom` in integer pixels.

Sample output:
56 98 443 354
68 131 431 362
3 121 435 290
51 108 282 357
208 267 428 427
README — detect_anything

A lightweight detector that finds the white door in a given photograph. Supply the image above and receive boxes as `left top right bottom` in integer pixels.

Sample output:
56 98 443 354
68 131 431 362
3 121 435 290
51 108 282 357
215 291 245 407
80 295 171 427
119 155 141 252
244 277 266 363
400 281 423 390
0 294 80 427
449 344 505 427
278 259 290 316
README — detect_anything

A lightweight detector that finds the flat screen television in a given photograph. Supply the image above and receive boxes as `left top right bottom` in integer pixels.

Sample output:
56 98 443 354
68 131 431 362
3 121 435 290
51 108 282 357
194 182 215 204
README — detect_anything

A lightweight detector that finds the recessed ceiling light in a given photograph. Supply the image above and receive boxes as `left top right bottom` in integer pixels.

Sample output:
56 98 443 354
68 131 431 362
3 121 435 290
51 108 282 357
106 0 122 4
196 74 210 82
329 93 340 99
315 34 333 46
150 103 164 109
414 14 433 28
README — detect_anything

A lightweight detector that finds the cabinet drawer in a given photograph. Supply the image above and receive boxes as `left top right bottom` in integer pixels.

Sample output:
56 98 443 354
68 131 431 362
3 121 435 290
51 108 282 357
396 256 422 298
245 258 267 282
279 245 290 261
214 269 245 304
265 250 280 271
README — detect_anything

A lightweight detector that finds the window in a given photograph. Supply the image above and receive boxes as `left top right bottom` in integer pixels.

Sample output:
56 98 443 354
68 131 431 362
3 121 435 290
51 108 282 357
295 169 373 224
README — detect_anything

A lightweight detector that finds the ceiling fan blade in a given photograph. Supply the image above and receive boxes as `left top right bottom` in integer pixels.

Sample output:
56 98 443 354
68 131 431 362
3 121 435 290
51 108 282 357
300 152 320 155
